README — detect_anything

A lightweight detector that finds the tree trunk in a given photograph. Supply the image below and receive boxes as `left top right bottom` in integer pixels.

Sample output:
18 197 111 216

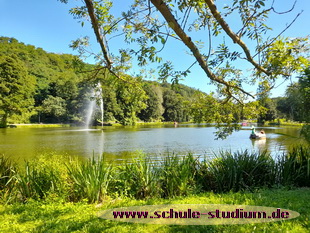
0 113 8 128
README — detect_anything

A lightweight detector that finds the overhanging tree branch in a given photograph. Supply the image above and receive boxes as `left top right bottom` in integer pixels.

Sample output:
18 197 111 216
150 0 254 98
204 0 271 76
84 0 112 69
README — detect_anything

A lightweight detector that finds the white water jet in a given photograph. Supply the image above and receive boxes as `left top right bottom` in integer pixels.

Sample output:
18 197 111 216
97 83 104 127
85 89 96 128
85 83 104 128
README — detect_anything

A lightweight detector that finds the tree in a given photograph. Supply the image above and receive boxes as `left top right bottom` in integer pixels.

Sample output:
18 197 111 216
63 0 309 99
41 95 67 122
274 68 310 123
256 84 278 123
286 68 310 142
298 68 310 122
138 83 164 122
58 0 309 136
114 74 148 125
162 88 184 121
0 55 36 127
190 91 218 123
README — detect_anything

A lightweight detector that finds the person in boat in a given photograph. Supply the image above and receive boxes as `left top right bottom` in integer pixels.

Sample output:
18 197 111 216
251 126 256 135
174 121 178 127
250 126 259 139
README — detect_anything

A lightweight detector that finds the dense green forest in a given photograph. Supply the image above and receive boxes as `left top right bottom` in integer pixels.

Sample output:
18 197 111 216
0 37 309 128
256 68 310 124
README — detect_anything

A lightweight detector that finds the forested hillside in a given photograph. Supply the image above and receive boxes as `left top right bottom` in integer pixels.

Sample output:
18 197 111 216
1 37 308 129
0 37 219 126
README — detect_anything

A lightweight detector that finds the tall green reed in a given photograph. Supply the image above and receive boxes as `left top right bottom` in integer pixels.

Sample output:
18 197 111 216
0 155 16 202
158 154 199 197
0 145 309 204
205 150 275 192
66 156 112 203
0 155 15 190
14 162 60 202
115 155 161 199
277 145 310 187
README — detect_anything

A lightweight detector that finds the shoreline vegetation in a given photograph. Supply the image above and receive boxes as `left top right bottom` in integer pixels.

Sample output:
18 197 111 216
1 145 309 231
7 123 71 128
3 146 309 203
6 119 306 128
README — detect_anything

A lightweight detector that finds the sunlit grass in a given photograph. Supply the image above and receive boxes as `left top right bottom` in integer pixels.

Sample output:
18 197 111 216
8 124 70 128
0 188 309 232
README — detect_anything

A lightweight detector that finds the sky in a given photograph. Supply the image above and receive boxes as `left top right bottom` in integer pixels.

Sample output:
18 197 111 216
0 0 309 98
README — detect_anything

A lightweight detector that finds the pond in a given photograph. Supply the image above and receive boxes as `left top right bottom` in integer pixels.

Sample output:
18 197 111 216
0 124 306 163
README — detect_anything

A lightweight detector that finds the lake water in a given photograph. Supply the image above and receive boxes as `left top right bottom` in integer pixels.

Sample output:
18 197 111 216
0 124 306 163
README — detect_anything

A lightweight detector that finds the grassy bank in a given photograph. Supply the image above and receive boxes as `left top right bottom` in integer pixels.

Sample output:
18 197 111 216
8 123 70 128
258 119 304 127
1 146 309 232
0 188 309 232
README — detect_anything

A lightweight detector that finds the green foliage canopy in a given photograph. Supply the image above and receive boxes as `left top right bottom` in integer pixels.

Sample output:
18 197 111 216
0 55 36 127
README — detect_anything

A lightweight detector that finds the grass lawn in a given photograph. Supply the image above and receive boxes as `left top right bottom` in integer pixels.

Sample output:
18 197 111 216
1 188 309 233
8 124 70 128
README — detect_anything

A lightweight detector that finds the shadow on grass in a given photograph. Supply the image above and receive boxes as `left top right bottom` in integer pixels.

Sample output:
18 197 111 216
1 188 310 232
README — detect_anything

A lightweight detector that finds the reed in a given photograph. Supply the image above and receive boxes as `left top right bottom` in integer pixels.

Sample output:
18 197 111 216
158 154 199 198
66 156 112 203
115 155 161 199
14 162 60 202
0 155 16 203
205 150 275 192
0 145 309 204
0 155 15 190
277 145 310 187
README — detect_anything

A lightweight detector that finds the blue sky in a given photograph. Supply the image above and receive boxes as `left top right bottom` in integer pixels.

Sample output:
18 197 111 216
0 0 309 98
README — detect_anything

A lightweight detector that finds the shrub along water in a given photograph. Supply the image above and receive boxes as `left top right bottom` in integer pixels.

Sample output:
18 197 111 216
203 150 276 192
0 145 309 204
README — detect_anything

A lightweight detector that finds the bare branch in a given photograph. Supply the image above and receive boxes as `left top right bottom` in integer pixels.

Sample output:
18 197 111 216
272 0 297 14
181 6 192 31
206 20 212 61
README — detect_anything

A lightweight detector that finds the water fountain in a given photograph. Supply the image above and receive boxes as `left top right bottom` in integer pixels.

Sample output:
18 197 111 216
85 83 104 128
97 83 104 127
